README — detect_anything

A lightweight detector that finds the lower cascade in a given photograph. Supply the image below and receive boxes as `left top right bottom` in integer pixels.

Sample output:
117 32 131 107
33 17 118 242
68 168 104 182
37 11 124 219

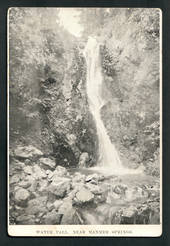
84 37 140 175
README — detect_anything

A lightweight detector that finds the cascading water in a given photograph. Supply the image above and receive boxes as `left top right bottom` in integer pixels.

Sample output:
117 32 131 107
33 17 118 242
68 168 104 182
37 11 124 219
84 37 142 175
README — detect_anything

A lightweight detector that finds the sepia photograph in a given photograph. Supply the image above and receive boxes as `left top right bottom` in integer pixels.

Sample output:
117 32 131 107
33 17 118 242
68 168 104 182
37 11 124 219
8 7 162 236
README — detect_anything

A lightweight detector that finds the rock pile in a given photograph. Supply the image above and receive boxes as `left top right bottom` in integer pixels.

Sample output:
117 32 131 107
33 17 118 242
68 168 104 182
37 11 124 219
9 145 160 225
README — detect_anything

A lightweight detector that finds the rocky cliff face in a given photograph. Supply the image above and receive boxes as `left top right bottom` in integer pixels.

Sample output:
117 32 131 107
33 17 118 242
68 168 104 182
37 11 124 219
9 8 98 168
98 8 160 175
37 45 98 167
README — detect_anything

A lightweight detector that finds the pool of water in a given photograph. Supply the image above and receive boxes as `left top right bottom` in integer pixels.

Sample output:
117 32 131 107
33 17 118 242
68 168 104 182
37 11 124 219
67 167 160 224
68 167 159 187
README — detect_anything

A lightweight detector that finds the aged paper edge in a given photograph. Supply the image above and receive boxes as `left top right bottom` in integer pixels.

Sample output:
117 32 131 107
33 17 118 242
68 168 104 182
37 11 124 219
7 7 163 237
8 225 162 237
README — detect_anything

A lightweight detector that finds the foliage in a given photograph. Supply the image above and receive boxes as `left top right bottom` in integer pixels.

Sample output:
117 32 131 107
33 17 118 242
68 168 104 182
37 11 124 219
9 8 160 175
98 9 160 174
9 8 98 166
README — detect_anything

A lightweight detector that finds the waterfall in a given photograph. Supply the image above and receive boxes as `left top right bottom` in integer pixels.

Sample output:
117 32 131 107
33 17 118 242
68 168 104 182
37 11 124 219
84 37 141 175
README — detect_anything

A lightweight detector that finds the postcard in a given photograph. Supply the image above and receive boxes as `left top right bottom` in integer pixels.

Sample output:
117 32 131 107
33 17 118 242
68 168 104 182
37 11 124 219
8 7 162 237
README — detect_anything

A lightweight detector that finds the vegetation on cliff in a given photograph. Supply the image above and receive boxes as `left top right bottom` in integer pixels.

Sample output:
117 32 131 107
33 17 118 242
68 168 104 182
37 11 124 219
80 8 160 175
9 8 160 175
9 8 98 167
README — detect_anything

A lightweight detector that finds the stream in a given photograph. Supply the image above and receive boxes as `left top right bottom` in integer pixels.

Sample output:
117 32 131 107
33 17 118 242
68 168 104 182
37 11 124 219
68 167 160 224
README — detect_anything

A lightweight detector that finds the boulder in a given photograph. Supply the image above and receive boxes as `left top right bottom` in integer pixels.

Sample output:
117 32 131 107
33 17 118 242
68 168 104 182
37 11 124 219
59 200 83 225
124 187 136 202
136 204 152 224
71 182 85 191
75 188 94 205
18 180 31 189
23 166 33 175
49 177 71 198
14 188 30 207
94 194 107 204
14 145 43 160
43 209 62 224
16 214 35 225
128 203 159 224
98 175 105 182
125 186 148 202
85 173 104 184
72 172 85 183
33 165 47 179
26 176 38 193
46 202 55 212
113 184 127 195
86 174 98 182
50 174 61 183
10 160 24 172
55 166 68 176
58 200 74 223
53 200 63 211
48 171 54 180
85 183 103 195
48 166 68 181
25 196 48 215
136 201 160 224
39 157 56 170
67 188 83 199
47 166 68 181
10 174 21 185
123 206 138 218
10 211 20 222
78 152 89 167
38 179 49 195
25 159 31 165
46 169 53 176
14 205 25 214
112 206 138 224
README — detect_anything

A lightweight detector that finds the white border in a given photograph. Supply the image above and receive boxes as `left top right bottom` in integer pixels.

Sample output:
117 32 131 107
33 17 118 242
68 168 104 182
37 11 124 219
7 7 162 237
